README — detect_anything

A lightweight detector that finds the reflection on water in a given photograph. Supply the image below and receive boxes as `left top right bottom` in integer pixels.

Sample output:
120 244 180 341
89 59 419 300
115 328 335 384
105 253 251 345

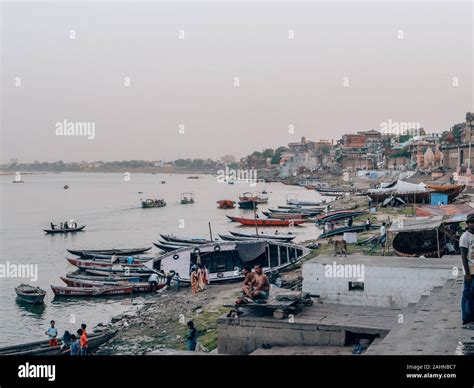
16 299 47 318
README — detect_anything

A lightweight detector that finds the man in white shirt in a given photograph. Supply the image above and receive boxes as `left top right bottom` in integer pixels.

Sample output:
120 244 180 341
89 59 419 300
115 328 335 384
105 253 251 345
148 272 159 292
459 214 474 326
379 222 387 247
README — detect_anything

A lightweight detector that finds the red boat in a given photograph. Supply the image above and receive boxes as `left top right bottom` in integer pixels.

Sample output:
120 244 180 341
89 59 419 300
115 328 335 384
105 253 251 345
217 200 236 209
66 258 145 270
51 285 133 297
59 277 159 293
231 216 305 227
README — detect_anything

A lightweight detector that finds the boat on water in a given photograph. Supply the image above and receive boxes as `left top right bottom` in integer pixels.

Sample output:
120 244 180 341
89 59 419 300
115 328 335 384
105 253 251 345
66 272 143 283
51 285 133 297
160 234 210 244
67 247 152 258
239 191 268 204
229 230 296 241
44 225 86 234
262 211 311 220
180 192 195 204
0 330 117 356
277 205 325 211
229 216 305 227
153 241 191 252
76 253 153 262
217 200 236 209
141 199 166 208
286 199 326 207
66 258 145 270
238 200 258 209
145 240 310 283
85 268 153 277
317 224 378 239
60 277 161 292
316 187 353 196
187 176 199 179
15 284 46 304
269 208 322 216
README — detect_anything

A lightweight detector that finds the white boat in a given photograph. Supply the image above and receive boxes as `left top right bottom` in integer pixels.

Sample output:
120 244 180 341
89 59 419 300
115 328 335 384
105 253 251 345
145 240 310 283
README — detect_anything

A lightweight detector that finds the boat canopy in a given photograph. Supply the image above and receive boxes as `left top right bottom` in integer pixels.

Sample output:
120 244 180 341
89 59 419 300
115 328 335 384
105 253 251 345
369 180 428 195
235 241 268 262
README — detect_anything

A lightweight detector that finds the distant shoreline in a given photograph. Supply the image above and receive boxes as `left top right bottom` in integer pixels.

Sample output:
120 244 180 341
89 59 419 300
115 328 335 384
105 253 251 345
0 167 217 175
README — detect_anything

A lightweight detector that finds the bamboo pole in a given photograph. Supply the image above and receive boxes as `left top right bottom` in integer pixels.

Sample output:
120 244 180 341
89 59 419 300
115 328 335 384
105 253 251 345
436 228 441 258
208 222 213 242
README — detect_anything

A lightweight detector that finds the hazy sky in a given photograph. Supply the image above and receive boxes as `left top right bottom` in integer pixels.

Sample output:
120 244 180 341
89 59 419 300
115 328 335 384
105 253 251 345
1 1 472 163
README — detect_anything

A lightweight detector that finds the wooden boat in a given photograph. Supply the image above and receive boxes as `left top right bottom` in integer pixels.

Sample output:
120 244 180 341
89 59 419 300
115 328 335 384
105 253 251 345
60 277 160 292
66 273 143 283
180 193 195 204
239 192 268 204
230 216 305 227
226 215 238 222
12 180 25 183
316 187 352 196
77 253 153 262
316 210 367 223
145 240 310 283
218 234 255 241
67 247 152 258
187 176 199 179
85 268 153 277
269 208 322 216
392 229 446 258
0 330 117 356
159 234 210 244
217 200 236 209
238 200 258 209
229 231 296 241
286 199 325 206
141 199 166 208
278 205 325 211
153 241 189 252
66 258 145 270
317 224 377 239
44 225 85 234
51 285 133 297
262 211 311 220
15 284 46 304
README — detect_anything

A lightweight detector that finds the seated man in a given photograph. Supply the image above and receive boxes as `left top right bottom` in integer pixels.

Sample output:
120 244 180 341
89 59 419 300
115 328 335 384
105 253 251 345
241 265 255 298
250 264 270 301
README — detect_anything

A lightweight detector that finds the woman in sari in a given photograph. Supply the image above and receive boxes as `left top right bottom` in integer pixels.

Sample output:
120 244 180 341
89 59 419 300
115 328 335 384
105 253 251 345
191 266 200 294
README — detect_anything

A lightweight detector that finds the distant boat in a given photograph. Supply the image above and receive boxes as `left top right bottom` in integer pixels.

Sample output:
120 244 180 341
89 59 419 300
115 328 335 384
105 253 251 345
238 200 257 209
187 176 199 179
141 199 166 208
63 185 69 189
161 181 166 184
217 200 236 209
15 284 46 304
12 180 24 183
44 225 86 234
180 192 195 204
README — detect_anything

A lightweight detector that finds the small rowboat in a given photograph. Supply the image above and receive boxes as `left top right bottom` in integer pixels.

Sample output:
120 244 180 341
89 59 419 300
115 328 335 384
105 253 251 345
230 216 305 227
317 224 378 239
67 247 152 258
51 285 133 297
44 225 85 234
66 257 145 270
159 234 210 244
15 284 46 304
77 253 153 262
153 241 190 252
0 330 117 356
286 199 325 206
60 277 160 292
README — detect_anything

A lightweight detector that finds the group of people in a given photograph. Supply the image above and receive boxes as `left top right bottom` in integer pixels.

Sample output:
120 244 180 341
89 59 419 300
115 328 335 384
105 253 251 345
50 220 78 230
240 264 270 302
190 264 209 294
45 320 89 355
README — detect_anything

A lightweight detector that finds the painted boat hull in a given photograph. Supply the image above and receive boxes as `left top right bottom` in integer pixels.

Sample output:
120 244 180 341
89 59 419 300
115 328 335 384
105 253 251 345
232 217 305 227
66 258 145 270
51 285 133 297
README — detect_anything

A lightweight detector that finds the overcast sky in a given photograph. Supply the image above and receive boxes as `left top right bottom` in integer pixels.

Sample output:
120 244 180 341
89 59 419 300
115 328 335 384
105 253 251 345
1 1 472 163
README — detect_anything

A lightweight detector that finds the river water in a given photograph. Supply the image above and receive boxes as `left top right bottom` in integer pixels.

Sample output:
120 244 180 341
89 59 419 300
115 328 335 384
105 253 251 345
0 172 328 346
